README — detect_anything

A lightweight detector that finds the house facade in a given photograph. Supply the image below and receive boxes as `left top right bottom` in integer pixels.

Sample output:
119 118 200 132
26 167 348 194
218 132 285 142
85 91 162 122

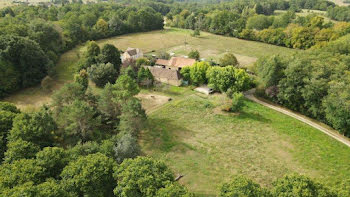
146 66 182 86
121 48 143 62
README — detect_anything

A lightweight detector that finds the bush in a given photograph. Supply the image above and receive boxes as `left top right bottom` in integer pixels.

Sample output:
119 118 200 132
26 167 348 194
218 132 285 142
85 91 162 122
219 53 239 67
230 92 245 112
188 50 200 60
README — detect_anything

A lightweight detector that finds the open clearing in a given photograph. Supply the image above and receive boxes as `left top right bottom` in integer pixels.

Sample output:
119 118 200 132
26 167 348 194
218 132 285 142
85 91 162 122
140 85 350 196
3 28 295 110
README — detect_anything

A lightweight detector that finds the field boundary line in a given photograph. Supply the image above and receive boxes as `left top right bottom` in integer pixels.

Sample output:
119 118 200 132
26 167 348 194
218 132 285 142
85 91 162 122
245 89 350 148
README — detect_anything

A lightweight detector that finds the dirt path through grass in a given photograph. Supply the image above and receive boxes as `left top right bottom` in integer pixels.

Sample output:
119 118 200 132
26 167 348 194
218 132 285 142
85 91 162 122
245 89 350 148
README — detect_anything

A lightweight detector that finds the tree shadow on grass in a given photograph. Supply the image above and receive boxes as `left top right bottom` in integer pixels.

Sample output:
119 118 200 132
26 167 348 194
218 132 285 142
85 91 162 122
141 117 196 154
236 111 271 124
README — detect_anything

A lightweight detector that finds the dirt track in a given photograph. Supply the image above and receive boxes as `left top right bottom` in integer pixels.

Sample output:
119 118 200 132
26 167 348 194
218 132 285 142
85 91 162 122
245 89 350 148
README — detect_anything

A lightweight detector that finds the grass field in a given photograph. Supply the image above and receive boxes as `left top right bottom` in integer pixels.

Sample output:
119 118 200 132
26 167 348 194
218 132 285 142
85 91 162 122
3 28 296 110
140 85 350 196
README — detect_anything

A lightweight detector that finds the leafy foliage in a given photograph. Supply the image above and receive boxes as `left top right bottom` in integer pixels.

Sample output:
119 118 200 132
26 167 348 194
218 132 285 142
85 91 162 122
88 63 118 87
220 176 269 197
61 153 116 197
219 53 239 67
114 157 174 197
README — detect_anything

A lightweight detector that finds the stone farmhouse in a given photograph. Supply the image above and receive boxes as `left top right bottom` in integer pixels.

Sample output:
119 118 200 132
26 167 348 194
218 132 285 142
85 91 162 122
147 57 196 86
121 47 143 62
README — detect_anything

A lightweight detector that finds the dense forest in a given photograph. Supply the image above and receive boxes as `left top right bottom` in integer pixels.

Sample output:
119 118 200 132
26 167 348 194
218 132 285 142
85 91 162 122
166 0 350 50
0 3 163 98
256 35 350 136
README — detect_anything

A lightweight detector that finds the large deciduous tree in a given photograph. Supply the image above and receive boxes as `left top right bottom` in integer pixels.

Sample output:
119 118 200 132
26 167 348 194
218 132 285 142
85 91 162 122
114 157 174 197
60 153 116 197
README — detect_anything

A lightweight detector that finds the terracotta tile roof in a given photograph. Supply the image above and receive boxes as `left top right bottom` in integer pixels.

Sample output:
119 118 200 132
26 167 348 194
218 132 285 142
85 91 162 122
148 67 181 80
169 57 196 68
155 57 196 68
155 59 170 66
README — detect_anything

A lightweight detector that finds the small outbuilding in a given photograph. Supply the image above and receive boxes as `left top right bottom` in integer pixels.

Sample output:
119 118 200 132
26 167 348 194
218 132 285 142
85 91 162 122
194 86 214 95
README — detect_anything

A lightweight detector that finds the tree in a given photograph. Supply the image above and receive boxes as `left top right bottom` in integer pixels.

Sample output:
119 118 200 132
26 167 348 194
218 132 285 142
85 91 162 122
4 139 40 163
87 63 118 87
156 183 194 197
188 50 200 60
118 98 146 136
0 102 20 113
99 44 121 72
0 59 19 98
186 61 210 86
137 67 154 87
246 15 273 30
9 109 57 148
114 157 174 197
272 174 336 197
219 176 269 197
95 18 109 36
36 179 70 197
256 55 286 88
206 66 251 93
35 147 68 179
322 74 350 136
180 66 191 82
114 133 140 164
0 159 45 189
57 100 100 143
74 69 89 91
113 75 140 102
230 92 245 113
0 35 52 93
219 53 239 67
277 58 311 112
51 82 87 115
85 41 100 58
289 26 317 49
98 83 121 125
60 153 116 197
0 102 19 161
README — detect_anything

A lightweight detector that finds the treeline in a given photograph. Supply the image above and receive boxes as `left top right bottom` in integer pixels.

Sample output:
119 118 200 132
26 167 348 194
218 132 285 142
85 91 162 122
219 174 350 197
167 1 350 50
255 35 350 136
0 2 163 98
327 6 350 22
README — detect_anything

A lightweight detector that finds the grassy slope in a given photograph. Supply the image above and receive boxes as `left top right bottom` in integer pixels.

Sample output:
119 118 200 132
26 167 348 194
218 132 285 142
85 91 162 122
3 28 295 110
140 86 350 196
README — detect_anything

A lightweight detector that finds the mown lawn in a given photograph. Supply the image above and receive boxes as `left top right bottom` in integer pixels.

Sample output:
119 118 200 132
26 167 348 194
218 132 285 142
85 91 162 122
140 86 350 196
98 28 296 66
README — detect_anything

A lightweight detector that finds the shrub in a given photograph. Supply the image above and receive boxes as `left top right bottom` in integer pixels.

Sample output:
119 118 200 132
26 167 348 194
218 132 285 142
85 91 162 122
230 92 245 112
219 53 239 67
188 50 200 60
